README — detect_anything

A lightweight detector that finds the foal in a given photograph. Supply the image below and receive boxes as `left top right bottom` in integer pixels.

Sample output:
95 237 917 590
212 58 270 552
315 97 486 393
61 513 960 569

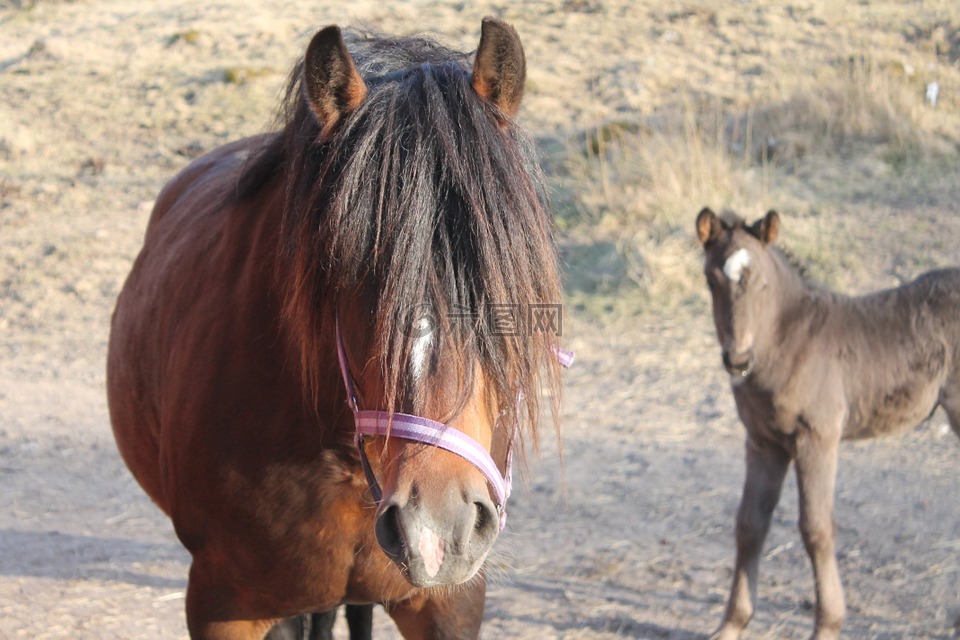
697 208 960 640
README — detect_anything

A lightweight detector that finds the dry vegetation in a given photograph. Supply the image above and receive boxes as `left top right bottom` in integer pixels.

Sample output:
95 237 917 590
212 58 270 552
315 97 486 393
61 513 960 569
556 1 960 315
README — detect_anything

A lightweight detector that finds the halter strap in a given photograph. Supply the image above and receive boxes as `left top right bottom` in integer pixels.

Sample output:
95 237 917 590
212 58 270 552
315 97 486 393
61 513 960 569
335 315 572 530
354 411 508 506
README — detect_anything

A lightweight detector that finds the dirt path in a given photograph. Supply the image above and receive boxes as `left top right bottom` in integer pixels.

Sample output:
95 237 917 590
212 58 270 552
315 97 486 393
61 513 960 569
2 1 958 638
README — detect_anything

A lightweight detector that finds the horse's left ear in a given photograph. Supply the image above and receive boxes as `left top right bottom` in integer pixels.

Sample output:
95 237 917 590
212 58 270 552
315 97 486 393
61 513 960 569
754 210 780 245
471 17 526 119
303 26 368 142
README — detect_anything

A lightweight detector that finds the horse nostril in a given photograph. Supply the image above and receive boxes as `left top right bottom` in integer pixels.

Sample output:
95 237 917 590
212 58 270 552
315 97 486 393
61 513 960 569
472 499 499 543
474 502 490 532
375 504 404 559
723 349 752 375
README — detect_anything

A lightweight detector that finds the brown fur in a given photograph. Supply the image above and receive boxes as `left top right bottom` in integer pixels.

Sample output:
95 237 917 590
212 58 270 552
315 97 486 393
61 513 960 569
108 19 559 640
697 208 960 640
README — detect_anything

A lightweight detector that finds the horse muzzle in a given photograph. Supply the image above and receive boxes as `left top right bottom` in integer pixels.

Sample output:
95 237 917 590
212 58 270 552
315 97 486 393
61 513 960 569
374 461 499 587
722 348 754 379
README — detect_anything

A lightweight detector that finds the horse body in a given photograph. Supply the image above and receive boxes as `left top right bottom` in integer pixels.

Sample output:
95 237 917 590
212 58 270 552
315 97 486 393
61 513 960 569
732 265 960 445
109 19 562 640
697 208 960 640
109 135 419 620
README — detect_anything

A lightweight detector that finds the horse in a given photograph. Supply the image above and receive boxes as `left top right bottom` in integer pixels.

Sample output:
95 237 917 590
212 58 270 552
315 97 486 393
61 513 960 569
268 606 372 640
696 208 960 640
107 18 568 640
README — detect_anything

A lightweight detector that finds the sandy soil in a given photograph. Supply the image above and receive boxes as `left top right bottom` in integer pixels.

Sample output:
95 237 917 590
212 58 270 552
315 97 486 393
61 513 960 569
1 1 958 638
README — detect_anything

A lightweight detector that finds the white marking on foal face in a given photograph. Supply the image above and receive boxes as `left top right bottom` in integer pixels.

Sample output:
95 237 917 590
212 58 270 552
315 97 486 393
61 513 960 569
723 248 751 283
410 316 434 380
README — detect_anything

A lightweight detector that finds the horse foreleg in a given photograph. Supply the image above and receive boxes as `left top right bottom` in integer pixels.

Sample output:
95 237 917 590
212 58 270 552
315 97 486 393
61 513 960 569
794 427 845 640
262 616 305 640
713 437 791 640
344 604 374 638
304 606 372 640
385 574 485 640
185 559 278 640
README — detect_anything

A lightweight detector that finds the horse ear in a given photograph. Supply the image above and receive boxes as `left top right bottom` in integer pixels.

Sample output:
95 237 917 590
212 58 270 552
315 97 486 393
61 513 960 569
303 26 368 142
696 207 722 246
471 17 526 119
755 209 780 245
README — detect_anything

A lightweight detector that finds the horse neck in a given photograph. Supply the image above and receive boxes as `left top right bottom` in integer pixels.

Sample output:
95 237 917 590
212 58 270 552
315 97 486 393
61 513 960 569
755 250 820 358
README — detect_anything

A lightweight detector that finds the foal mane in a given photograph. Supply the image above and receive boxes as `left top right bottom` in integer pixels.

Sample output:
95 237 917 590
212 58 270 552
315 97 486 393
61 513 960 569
237 29 562 442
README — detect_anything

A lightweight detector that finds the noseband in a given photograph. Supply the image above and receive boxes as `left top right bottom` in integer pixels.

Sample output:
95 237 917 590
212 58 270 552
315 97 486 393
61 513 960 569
336 318 573 530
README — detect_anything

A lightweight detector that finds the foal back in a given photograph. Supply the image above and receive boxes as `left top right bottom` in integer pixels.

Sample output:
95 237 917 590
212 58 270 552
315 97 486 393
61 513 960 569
826 267 960 439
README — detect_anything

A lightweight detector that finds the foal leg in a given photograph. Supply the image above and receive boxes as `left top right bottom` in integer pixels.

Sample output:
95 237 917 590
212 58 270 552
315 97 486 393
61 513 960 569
713 437 791 640
794 428 845 640
385 575 486 640
940 384 960 440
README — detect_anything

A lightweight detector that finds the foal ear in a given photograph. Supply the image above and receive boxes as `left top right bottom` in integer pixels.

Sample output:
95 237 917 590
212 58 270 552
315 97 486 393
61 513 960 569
471 17 526 119
696 207 722 246
303 26 368 142
753 209 781 245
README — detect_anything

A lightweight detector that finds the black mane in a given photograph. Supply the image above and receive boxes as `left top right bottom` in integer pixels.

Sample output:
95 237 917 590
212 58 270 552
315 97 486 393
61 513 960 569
237 30 561 439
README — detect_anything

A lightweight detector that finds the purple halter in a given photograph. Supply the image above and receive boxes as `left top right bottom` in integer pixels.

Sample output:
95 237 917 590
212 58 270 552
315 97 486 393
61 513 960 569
335 317 573 530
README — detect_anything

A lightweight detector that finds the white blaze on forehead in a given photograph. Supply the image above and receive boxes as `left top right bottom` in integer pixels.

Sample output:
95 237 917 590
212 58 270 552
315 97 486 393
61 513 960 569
723 248 751 283
410 317 434 380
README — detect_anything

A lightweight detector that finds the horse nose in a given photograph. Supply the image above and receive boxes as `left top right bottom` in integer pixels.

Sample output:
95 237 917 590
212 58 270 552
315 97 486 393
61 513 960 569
722 348 753 376
374 479 499 587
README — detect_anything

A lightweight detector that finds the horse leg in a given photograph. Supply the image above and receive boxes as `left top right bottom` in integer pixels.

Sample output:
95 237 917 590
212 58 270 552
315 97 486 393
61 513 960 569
185 558 277 640
345 604 374 639
385 574 485 640
305 611 337 640
248 607 362 640
794 427 845 640
940 382 960 440
712 437 791 640
265 616 311 640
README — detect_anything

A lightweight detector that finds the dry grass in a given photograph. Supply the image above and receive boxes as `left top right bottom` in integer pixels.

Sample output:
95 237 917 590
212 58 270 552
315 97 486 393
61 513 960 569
556 43 960 316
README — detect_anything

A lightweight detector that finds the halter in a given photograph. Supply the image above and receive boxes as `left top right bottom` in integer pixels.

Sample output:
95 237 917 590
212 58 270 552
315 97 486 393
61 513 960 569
335 317 573 531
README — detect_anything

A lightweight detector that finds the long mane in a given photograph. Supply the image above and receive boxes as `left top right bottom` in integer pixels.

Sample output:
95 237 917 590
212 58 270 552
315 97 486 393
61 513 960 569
237 30 562 442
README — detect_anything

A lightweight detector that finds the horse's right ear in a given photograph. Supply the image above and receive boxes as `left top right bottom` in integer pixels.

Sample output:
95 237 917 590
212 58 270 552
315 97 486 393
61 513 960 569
303 26 368 142
696 207 722 246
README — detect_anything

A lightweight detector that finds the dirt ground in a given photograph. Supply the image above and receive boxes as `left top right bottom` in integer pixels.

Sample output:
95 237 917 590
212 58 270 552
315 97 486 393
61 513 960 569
1 1 958 639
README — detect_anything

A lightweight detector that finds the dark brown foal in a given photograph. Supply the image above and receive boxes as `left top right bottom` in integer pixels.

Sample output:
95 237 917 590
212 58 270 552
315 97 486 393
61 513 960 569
697 207 960 640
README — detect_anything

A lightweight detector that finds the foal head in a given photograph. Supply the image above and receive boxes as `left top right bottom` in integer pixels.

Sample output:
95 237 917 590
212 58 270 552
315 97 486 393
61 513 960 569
274 20 561 587
696 208 781 380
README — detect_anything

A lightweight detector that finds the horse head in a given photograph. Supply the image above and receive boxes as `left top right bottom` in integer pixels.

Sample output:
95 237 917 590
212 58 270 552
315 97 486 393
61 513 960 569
697 207 781 381
296 20 557 588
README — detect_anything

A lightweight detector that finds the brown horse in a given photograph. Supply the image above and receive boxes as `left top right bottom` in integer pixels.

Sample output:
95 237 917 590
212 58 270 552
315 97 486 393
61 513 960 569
696 208 960 640
108 19 565 640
